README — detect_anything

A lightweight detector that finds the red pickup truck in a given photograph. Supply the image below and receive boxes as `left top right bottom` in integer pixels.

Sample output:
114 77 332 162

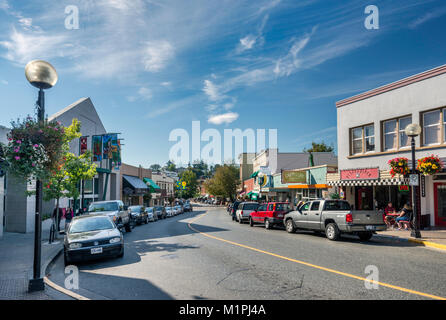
249 202 291 229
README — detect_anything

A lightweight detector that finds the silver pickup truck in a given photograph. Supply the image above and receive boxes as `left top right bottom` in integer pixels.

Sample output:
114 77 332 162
283 199 386 241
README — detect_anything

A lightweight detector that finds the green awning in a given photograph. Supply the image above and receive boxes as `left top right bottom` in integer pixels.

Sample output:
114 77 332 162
250 171 259 178
247 191 259 200
143 178 161 192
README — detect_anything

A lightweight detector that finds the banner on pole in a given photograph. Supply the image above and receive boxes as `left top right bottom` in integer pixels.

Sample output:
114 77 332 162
92 135 102 162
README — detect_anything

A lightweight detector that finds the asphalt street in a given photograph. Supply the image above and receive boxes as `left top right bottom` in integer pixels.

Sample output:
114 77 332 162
47 206 446 300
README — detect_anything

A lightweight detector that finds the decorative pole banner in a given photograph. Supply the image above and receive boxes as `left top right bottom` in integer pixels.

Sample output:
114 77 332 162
92 135 102 162
80 136 88 155
102 134 112 160
110 134 121 167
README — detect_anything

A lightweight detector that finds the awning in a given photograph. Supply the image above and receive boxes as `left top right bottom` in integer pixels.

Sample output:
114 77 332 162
250 171 259 178
288 184 329 189
143 178 161 192
123 175 149 195
327 178 410 187
247 191 259 200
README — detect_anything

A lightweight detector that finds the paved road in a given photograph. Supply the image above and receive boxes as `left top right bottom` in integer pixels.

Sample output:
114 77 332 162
47 206 446 300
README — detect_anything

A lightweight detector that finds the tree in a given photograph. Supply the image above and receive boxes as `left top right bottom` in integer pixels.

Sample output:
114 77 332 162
204 164 239 201
165 160 176 172
304 141 334 153
178 169 198 199
150 164 161 172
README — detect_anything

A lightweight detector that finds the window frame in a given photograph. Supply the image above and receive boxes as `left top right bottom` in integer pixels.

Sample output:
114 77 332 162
350 123 375 156
381 115 412 152
422 109 443 146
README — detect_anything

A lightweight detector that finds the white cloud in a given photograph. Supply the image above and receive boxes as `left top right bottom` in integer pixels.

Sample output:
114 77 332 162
203 79 222 101
409 8 446 29
239 35 257 51
161 81 172 86
138 87 153 100
208 112 239 125
274 34 311 77
0 28 71 64
143 40 175 73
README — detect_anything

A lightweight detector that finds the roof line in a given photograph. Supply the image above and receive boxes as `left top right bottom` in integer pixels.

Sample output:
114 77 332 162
336 64 446 108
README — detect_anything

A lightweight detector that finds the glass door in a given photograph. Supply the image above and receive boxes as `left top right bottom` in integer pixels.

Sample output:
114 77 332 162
434 183 446 227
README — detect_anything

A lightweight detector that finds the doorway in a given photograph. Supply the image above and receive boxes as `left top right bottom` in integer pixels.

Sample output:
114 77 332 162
434 183 446 227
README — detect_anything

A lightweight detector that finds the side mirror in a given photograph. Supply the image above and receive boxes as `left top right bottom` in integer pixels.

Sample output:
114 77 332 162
59 230 66 235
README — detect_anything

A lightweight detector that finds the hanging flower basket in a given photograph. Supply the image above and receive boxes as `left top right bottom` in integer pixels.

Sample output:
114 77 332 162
388 157 410 178
417 155 443 176
2 116 66 180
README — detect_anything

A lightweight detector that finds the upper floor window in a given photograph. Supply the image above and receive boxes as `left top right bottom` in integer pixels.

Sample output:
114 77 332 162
351 124 375 155
422 109 442 146
383 116 411 151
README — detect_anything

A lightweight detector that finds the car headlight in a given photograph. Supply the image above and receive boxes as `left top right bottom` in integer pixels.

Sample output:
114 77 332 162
69 242 82 249
109 237 121 244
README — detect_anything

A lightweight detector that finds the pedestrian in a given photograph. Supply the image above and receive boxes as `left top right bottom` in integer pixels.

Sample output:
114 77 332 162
384 202 396 229
65 207 73 230
396 203 412 230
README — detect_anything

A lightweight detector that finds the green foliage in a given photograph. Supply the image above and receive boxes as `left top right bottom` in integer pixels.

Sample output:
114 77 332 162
2 116 67 181
63 151 97 201
178 169 198 199
149 164 161 172
165 160 176 172
204 164 239 201
330 193 341 199
304 141 334 153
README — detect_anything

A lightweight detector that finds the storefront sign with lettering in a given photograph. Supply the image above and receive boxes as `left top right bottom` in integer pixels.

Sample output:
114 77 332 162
282 170 307 184
340 168 379 180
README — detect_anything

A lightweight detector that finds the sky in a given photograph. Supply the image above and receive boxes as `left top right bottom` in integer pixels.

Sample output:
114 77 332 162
1 0 446 168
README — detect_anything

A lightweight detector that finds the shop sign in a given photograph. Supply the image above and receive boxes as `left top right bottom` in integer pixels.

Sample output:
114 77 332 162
421 175 426 197
282 170 307 184
398 185 410 192
409 174 419 186
340 168 379 180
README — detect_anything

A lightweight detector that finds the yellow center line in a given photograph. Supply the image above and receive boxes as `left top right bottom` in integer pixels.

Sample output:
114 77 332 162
187 211 446 301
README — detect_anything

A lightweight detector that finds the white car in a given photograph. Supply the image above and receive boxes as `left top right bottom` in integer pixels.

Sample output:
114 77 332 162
236 202 260 224
165 207 173 217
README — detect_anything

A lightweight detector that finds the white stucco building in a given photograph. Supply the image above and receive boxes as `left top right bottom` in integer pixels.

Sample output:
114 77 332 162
328 64 446 228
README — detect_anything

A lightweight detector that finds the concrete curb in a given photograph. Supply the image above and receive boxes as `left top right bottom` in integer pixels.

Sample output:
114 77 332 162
374 234 446 252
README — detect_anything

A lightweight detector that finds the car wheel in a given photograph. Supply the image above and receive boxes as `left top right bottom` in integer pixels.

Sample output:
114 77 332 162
249 217 254 227
286 219 296 233
63 251 71 266
325 223 340 241
117 246 124 258
145 216 149 224
125 221 132 232
358 232 373 241
265 219 272 230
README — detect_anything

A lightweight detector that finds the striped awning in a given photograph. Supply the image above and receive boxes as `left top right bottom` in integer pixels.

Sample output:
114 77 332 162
327 178 410 187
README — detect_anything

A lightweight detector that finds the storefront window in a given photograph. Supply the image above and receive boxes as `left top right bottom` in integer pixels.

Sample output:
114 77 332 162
350 125 375 155
384 120 397 150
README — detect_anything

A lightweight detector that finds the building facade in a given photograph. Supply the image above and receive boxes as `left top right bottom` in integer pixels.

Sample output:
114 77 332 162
151 172 175 205
120 163 153 206
328 64 446 228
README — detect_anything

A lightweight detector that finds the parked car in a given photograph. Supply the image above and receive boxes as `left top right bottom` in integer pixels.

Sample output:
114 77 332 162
283 199 387 241
235 202 259 224
87 200 132 232
249 202 291 229
154 206 166 219
128 205 150 225
165 206 173 217
144 207 157 222
184 203 193 212
175 205 183 214
63 215 124 266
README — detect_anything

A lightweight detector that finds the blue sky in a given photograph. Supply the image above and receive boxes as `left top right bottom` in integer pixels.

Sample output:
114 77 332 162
1 0 446 167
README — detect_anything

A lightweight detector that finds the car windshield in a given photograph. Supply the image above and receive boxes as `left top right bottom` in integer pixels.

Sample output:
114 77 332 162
233 202 241 210
88 202 118 212
275 203 291 211
146 208 153 212
129 206 142 212
324 201 351 211
69 217 115 234
243 203 259 210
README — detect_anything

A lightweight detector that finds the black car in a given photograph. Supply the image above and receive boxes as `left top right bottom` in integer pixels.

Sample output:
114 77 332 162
63 215 124 265
128 205 149 225
231 201 242 220
183 203 193 212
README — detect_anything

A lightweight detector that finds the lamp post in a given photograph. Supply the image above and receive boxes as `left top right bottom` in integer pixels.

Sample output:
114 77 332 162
405 123 422 239
25 60 58 292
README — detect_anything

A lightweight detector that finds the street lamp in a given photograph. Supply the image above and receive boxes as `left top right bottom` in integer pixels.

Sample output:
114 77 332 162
25 60 58 292
405 123 422 239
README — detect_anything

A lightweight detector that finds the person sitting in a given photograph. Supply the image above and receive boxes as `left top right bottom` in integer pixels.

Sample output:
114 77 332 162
384 202 397 229
396 203 412 230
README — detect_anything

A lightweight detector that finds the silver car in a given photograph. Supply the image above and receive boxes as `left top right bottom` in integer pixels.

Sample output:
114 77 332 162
87 200 132 232
235 202 259 223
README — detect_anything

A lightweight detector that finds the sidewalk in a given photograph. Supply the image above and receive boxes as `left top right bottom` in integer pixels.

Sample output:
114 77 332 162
0 218 67 300
376 228 446 251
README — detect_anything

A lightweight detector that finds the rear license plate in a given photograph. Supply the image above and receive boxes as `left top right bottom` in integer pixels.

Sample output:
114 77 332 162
91 247 103 254
365 225 376 231
278 214 283 217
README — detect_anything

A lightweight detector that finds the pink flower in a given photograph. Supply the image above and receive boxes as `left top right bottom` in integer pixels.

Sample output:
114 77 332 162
16 140 22 144
33 144 39 148
32 163 36 167
14 156 20 160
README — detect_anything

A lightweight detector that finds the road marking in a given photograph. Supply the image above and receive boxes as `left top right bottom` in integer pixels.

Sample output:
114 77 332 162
187 212 446 300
